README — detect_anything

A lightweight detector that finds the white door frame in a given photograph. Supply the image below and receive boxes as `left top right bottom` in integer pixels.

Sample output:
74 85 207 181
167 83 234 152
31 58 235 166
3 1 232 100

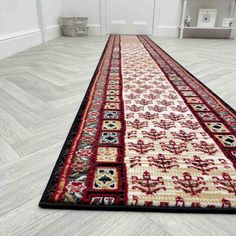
100 0 106 35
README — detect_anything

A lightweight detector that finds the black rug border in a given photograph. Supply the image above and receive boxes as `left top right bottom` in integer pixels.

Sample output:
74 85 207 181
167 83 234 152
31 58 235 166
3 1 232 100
39 201 236 213
39 35 236 213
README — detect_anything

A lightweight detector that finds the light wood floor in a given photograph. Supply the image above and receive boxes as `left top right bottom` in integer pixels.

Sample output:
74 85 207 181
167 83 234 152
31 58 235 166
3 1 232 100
0 36 236 236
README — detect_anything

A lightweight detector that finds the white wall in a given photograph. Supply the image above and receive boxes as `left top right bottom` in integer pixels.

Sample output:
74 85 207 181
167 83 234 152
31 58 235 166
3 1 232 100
0 0 42 59
62 0 101 35
0 0 63 59
0 0 39 35
40 0 63 42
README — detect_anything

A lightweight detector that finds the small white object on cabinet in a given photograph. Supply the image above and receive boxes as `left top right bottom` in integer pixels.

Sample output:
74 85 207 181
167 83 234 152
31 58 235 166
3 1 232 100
197 9 217 28
222 18 233 27
179 0 236 39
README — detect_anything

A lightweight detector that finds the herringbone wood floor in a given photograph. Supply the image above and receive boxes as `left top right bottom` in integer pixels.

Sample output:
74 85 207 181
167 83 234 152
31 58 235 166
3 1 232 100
1 36 236 236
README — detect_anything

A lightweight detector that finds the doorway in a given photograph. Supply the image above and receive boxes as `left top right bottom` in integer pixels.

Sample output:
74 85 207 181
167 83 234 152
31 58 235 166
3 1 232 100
105 0 155 35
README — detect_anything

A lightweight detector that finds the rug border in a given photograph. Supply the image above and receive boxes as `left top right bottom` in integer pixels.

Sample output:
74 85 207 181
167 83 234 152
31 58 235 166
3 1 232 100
144 36 236 118
39 35 111 205
39 35 236 213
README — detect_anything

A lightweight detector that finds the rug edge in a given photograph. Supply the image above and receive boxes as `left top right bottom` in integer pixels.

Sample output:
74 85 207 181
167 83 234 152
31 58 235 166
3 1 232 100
38 35 111 205
39 201 236 213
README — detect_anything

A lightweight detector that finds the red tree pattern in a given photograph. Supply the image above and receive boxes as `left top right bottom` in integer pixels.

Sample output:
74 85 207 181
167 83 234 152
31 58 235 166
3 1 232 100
172 130 197 142
159 99 174 106
148 105 166 112
184 155 217 175
138 112 159 120
148 154 179 172
164 93 178 100
131 88 145 94
150 89 164 95
136 99 152 106
142 129 166 140
160 140 188 154
153 120 175 130
171 105 188 113
126 94 140 99
192 141 218 155
172 172 208 196
127 130 137 139
132 171 166 195
127 119 148 129
180 120 200 130
144 94 160 100
213 173 236 195
163 112 184 121
126 105 144 112
128 140 155 154
130 156 141 168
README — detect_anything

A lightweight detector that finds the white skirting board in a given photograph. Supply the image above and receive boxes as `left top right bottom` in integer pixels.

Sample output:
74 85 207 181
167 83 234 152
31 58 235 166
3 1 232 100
0 24 100 60
0 26 62 60
45 25 61 42
0 29 42 60
87 24 101 35
153 26 179 38
107 22 152 35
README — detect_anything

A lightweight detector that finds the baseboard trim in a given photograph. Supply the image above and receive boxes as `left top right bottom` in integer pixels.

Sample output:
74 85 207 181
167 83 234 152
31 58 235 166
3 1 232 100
0 29 42 59
0 29 41 42
108 23 152 35
153 26 179 38
88 24 101 35
45 25 61 42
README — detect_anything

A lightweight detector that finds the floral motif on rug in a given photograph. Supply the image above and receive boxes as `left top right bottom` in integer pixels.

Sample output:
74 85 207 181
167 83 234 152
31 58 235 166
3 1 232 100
39 35 236 212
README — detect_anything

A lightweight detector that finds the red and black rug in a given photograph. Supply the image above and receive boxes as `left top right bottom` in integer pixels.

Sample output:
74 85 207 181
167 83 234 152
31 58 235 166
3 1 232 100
39 35 236 213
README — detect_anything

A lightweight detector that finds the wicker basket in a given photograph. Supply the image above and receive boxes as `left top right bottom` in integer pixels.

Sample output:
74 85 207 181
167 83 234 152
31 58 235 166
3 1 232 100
60 17 89 37
61 17 75 27
62 26 77 37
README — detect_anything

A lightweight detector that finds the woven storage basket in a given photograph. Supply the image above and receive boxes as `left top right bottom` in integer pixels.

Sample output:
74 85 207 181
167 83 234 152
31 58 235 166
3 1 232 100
62 26 77 37
61 16 89 36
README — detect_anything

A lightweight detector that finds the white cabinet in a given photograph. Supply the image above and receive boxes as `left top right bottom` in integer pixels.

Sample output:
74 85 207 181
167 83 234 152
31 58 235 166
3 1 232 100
179 0 236 39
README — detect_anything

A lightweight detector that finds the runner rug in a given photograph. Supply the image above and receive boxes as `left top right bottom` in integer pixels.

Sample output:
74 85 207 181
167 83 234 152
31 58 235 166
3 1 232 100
39 35 236 213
